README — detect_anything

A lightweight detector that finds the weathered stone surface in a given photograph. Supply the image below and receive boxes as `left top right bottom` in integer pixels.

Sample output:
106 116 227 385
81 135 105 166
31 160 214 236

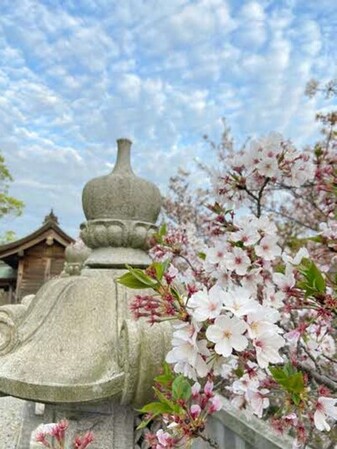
0 275 123 403
81 246 152 268
192 398 298 449
0 396 24 449
0 271 171 405
80 219 157 250
81 139 161 268
82 139 162 224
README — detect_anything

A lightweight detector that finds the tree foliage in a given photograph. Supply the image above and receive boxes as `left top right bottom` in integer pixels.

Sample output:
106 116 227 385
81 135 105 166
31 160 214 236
0 152 24 220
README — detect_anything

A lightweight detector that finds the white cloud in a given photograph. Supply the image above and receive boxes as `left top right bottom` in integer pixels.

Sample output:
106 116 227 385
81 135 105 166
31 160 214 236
0 0 335 238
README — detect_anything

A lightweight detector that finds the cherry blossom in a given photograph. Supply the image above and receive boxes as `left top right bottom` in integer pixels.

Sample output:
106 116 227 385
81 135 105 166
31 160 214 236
255 236 281 261
314 397 337 431
253 332 285 368
222 286 259 317
188 285 224 321
206 315 248 357
247 307 282 339
129 99 337 449
156 429 175 448
273 265 296 292
223 247 251 275
166 330 210 379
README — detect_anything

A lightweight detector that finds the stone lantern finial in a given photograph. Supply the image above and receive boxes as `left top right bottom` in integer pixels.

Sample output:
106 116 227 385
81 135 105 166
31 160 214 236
80 138 162 268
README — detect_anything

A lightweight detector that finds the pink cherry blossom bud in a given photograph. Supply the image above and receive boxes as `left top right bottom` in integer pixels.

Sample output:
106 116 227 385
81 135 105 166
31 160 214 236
284 329 301 344
51 419 69 442
284 413 298 426
204 380 214 396
164 265 179 284
190 404 201 419
208 395 222 413
191 382 201 397
318 385 331 397
73 431 94 449
81 431 94 448
34 432 49 446
156 429 174 446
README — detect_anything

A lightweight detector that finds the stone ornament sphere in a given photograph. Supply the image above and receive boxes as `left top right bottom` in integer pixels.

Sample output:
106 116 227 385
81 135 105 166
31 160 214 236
64 240 92 264
82 138 162 224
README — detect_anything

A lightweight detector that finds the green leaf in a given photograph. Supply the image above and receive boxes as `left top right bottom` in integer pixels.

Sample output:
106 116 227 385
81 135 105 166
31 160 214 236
154 374 173 386
136 401 173 430
117 272 152 289
138 401 172 415
270 365 305 396
154 363 174 386
288 372 305 394
136 417 153 430
291 394 301 406
153 387 181 414
126 265 159 287
198 252 206 261
298 258 326 296
172 375 192 401
159 223 167 237
152 260 170 281
234 366 244 378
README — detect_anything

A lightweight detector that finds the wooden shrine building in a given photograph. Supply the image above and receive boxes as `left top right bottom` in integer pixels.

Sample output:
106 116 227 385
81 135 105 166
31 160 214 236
0 211 74 304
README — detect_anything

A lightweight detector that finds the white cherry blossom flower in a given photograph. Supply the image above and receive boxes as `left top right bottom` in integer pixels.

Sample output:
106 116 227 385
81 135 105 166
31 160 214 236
314 397 337 431
224 247 251 275
205 241 230 265
241 268 263 295
306 331 336 359
204 241 230 276
223 286 259 317
209 395 223 413
247 307 282 339
220 357 238 379
253 332 285 368
173 321 200 344
255 236 281 261
188 285 225 321
166 326 210 379
273 265 296 292
214 270 234 290
262 284 285 309
232 375 260 396
231 372 270 418
206 315 248 357
230 226 260 246
157 429 174 446
256 158 281 179
290 159 315 187
256 216 277 235
282 248 309 265
246 388 270 418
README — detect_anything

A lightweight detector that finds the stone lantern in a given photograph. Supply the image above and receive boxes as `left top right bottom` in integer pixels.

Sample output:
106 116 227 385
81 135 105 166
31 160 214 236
0 139 171 448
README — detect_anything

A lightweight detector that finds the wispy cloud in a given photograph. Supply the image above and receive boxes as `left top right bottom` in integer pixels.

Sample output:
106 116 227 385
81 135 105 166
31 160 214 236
0 0 336 237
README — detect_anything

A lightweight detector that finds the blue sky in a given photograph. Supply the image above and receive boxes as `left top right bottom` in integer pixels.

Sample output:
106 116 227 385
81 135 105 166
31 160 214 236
0 0 336 239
